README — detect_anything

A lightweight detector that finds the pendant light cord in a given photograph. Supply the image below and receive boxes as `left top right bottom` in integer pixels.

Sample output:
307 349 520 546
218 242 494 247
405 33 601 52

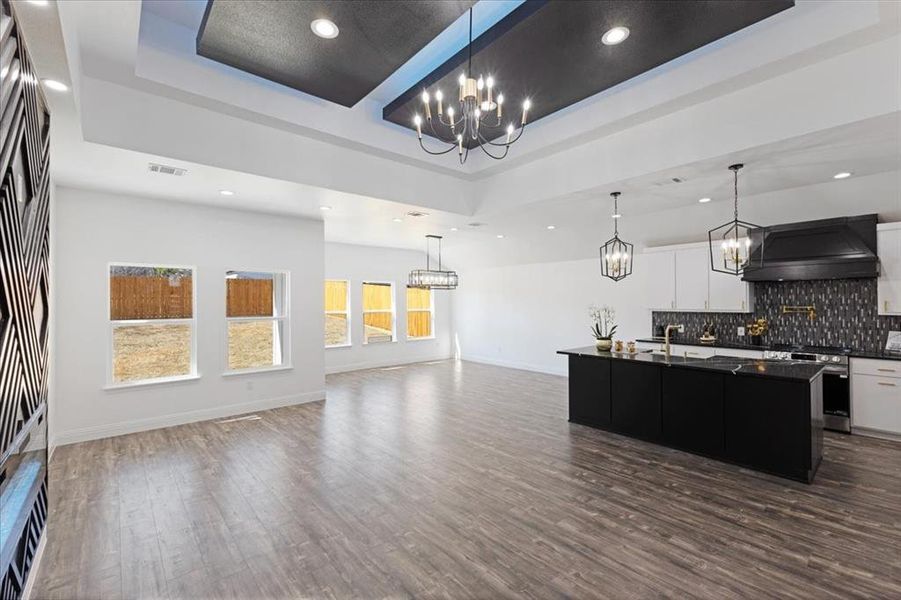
733 168 739 221
468 9 472 76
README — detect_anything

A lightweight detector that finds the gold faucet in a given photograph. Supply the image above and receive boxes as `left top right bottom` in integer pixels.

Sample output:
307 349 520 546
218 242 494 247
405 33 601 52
782 305 816 321
664 324 684 359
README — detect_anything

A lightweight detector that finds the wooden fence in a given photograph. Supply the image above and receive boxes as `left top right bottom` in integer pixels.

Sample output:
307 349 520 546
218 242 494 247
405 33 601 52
110 276 193 319
226 279 273 317
110 276 273 319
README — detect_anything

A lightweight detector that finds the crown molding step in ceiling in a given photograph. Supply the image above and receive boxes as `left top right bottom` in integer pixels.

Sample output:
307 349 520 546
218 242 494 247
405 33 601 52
384 0 794 145
196 0 474 107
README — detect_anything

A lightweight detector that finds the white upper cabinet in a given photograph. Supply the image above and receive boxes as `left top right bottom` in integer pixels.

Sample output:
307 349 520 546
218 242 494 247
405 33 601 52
643 243 753 312
675 247 709 310
710 266 753 312
644 250 676 310
877 225 901 315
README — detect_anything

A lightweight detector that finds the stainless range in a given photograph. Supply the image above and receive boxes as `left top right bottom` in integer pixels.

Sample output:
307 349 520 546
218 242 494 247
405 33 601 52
763 344 851 433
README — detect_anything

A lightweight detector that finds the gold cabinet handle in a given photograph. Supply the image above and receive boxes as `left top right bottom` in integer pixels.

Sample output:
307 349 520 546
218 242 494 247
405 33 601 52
877 382 897 387
741 300 746 311
877 368 897 373
885 300 890 313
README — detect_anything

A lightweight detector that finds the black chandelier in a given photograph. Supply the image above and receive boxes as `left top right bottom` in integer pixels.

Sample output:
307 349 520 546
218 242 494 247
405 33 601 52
409 235 458 290
708 163 761 276
600 192 633 282
413 8 529 164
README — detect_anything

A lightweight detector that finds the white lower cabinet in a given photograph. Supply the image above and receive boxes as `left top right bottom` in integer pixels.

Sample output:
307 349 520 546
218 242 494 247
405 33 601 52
851 358 901 436
715 348 764 359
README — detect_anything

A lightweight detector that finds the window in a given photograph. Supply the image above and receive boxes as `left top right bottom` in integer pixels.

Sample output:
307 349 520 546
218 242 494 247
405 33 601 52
109 264 195 384
406 286 434 340
226 271 289 372
324 279 351 347
362 282 395 344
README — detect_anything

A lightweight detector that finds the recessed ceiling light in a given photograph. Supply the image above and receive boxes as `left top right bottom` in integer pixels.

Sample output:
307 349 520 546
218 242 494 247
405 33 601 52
450 227 458 231
27 0 49 6
393 217 403 223
547 225 556 230
833 171 852 179
496 234 505 239
319 205 332 211
698 197 711 203
311 18 339 39
42 79 68 92
612 213 622 219
602 26 630 46
219 190 235 196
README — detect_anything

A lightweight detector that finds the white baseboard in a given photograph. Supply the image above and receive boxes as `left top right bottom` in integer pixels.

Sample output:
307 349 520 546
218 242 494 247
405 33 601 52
852 426 901 442
461 354 567 376
22 530 47 600
326 353 451 375
53 389 325 446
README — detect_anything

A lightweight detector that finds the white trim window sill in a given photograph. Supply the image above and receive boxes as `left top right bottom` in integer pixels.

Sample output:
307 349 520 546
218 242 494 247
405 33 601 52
104 374 201 391
222 365 293 377
407 337 436 342
364 340 398 346
325 343 352 349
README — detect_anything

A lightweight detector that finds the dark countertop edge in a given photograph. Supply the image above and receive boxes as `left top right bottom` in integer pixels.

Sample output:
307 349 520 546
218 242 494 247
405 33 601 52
557 347 824 383
635 338 901 362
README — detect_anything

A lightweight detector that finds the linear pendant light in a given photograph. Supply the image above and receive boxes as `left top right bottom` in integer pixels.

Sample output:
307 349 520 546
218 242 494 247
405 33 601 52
409 235 458 290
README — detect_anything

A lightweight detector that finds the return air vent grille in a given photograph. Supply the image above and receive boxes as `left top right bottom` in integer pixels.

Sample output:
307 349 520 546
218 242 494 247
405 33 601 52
148 162 187 176
406 211 429 218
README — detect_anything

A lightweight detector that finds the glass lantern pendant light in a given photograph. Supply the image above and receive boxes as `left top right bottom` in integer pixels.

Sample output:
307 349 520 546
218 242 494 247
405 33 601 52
708 163 760 276
600 192 633 282
409 235 458 290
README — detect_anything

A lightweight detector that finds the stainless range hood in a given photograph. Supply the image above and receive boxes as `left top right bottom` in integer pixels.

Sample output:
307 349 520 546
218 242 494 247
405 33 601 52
742 214 878 281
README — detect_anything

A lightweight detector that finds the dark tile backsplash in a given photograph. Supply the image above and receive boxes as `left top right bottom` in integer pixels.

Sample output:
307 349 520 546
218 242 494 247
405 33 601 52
652 278 901 352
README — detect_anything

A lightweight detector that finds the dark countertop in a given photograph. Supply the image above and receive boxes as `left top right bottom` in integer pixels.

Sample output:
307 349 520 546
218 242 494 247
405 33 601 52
635 337 901 362
558 346 825 382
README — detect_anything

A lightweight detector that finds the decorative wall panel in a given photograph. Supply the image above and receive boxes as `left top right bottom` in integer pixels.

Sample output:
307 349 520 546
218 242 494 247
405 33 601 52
0 0 51 598
652 279 901 352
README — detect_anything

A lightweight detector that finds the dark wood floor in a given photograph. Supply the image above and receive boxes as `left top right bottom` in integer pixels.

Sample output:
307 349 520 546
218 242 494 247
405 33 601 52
33 360 901 599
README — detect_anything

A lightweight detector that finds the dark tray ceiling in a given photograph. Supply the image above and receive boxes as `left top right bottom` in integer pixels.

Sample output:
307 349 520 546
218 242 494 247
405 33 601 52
197 0 474 107
384 0 794 146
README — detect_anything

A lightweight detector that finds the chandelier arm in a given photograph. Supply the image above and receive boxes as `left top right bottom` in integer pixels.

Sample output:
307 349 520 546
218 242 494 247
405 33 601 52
426 117 459 145
475 139 510 160
437 112 465 128
478 121 527 147
459 144 470 165
418 137 458 155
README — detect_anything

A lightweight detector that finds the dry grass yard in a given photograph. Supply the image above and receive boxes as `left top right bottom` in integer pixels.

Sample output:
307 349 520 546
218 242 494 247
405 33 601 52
113 321 277 381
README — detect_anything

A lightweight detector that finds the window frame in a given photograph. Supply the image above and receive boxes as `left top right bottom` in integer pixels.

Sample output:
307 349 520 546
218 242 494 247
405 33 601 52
362 280 396 345
324 278 352 349
223 269 291 375
406 286 435 341
106 261 198 389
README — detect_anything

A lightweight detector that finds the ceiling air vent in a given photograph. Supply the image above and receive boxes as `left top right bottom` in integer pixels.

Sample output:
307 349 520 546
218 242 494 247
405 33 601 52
148 162 187 176
406 211 429 218
467 222 485 227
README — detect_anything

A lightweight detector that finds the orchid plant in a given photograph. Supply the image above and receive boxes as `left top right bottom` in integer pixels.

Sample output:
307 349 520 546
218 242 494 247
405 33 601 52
589 304 617 340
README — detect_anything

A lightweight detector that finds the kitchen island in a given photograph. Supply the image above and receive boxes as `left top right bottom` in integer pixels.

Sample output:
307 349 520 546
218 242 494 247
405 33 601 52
558 347 825 482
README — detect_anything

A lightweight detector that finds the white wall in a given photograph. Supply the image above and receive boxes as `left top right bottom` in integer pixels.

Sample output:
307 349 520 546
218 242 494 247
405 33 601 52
51 187 325 445
453 258 650 376
324 242 452 373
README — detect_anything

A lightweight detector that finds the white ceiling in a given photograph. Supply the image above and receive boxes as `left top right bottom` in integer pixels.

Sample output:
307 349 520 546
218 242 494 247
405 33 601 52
11 0 901 257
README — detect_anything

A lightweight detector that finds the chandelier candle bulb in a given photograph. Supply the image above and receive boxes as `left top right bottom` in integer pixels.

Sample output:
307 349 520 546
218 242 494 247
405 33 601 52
421 91 431 120
435 90 443 115
522 99 531 125
414 115 422 138
497 93 504 118
506 123 513 144
457 134 463 154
